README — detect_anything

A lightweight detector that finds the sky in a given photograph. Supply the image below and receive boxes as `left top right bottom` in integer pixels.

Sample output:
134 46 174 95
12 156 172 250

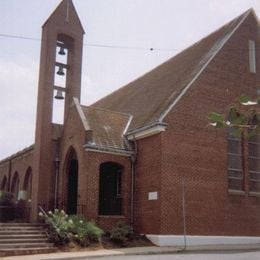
0 0 260 160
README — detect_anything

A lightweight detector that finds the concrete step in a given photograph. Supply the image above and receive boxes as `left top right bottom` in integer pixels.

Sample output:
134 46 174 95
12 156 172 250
0 242 54 249
0 238 49 244
0 223 46 228
0 222 42 225
0 230 46 236
0 225 46 230
0 233 47 239
0 222 57 257
0 247 57 257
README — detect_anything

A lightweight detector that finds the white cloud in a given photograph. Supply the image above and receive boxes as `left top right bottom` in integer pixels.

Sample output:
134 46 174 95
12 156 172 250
0 56 38 159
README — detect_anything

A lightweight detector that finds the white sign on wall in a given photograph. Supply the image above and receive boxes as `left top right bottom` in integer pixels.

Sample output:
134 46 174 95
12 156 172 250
148 191 158 200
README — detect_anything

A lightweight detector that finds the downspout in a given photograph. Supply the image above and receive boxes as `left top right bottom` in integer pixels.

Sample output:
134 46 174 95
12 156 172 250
54 157 60 209
130 136 138 227
181 177 187 251
8 160 12 192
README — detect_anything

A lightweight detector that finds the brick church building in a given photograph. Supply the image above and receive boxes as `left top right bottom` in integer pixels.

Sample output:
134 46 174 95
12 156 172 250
1 0 260 246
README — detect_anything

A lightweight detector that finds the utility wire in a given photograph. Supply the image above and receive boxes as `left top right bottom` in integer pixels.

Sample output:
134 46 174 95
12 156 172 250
0 33 40 42
0 33 176 52
0 32 259 52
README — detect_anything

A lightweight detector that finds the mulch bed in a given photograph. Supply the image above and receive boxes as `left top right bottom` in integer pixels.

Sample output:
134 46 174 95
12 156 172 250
57 234 154 252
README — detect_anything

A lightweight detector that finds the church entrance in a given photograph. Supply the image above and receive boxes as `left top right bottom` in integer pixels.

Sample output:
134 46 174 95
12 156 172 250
66 149 78 215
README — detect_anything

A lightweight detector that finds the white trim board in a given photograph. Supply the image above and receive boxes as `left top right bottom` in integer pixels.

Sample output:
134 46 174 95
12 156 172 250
146 234 260 247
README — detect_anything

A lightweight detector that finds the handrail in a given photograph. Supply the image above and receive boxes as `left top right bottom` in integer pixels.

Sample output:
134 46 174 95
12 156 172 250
38 205 58 235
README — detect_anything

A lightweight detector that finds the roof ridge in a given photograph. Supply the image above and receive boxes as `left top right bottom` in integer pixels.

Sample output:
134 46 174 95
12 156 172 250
176 9 252 54
158 8 252 122
93 9 253 110
93 9 255 133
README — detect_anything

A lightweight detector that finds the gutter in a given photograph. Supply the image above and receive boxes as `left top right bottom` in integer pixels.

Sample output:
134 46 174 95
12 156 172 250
126 122 167 140
84 144 134 157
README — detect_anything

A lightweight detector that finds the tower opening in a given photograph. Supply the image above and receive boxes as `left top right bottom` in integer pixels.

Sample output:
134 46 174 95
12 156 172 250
52 35 74 124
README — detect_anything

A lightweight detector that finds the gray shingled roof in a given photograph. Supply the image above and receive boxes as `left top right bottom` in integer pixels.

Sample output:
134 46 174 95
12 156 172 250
81 106 132 152
93 10 252 132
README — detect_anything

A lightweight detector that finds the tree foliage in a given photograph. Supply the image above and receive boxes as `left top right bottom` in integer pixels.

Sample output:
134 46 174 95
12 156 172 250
208 95 260 139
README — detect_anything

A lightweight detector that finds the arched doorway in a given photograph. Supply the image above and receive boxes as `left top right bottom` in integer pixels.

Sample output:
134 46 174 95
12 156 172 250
11 172 20 200
23 167 32 200
99 162 123 215
1 176 7 191
66 148 78 215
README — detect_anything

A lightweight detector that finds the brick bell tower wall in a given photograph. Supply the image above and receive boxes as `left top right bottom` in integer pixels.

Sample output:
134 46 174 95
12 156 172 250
32 0 84 219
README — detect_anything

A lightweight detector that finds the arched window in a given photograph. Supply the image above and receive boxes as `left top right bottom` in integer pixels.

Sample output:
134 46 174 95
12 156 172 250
1 176 7 191
23 167 33 200
65 147 78 215
99 162 123 215
11 172 20 200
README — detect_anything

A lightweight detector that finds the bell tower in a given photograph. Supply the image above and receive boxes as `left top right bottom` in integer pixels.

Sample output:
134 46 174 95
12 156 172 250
32 0 84 217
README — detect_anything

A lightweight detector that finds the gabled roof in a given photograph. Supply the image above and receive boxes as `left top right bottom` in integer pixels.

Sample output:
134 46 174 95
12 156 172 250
43 0 85 33
81 105 133 154
93 9 253 132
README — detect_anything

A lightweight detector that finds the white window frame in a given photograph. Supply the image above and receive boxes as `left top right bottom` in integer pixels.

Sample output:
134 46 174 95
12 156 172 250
249 40 256 73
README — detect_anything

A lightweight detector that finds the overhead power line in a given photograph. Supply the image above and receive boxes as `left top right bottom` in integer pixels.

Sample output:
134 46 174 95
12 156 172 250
1 32 260 53
0 33 176 52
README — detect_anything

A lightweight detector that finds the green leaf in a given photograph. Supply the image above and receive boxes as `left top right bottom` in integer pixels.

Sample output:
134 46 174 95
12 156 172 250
232 127 244 138
215 121 226 128
208 112 224 123
239 95 251 104
228 107 239 121
247 129 257 139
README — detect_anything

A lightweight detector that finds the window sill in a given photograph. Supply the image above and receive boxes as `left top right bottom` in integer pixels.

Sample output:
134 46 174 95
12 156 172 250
228 189 245 196
249 192 260 197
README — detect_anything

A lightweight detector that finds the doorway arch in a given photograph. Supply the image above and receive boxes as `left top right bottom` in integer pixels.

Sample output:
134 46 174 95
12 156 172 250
11 172 20 200
65 147 78 215
1 176 7 191
23 167 32 200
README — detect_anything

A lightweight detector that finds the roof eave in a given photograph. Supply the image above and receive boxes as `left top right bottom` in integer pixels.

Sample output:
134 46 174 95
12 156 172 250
73 97 91 131
126 122 167 140
84 144 134 157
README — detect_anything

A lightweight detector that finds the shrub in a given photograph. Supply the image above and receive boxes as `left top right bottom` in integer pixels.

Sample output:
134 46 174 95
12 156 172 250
0 191 14 206
69 215 104 246
40 209 73 245
110 221 134 245
39 209 103 247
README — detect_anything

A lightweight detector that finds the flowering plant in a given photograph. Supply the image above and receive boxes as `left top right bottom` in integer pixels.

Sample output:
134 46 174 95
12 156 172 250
38 209 103 246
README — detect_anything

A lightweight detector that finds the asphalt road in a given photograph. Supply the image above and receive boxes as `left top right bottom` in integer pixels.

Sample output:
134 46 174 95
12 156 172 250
83 251 260 260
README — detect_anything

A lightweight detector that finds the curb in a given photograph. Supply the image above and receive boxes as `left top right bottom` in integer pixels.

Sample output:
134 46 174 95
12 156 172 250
3 244 260 260
40 244 260 260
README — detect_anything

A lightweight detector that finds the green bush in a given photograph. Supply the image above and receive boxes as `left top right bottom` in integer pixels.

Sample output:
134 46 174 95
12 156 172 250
69 215 103 246
39 209 73 245
39 209 103 247
110 221 134 245
0 191 14 206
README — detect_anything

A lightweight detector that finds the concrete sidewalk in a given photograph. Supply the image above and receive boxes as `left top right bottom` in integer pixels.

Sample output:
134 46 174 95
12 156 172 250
2 244 260 260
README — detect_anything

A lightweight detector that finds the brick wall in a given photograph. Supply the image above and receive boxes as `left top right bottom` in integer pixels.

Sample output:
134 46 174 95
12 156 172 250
59 104 132 231
159 13 260 236
134 134 162 234
0 147 34 202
